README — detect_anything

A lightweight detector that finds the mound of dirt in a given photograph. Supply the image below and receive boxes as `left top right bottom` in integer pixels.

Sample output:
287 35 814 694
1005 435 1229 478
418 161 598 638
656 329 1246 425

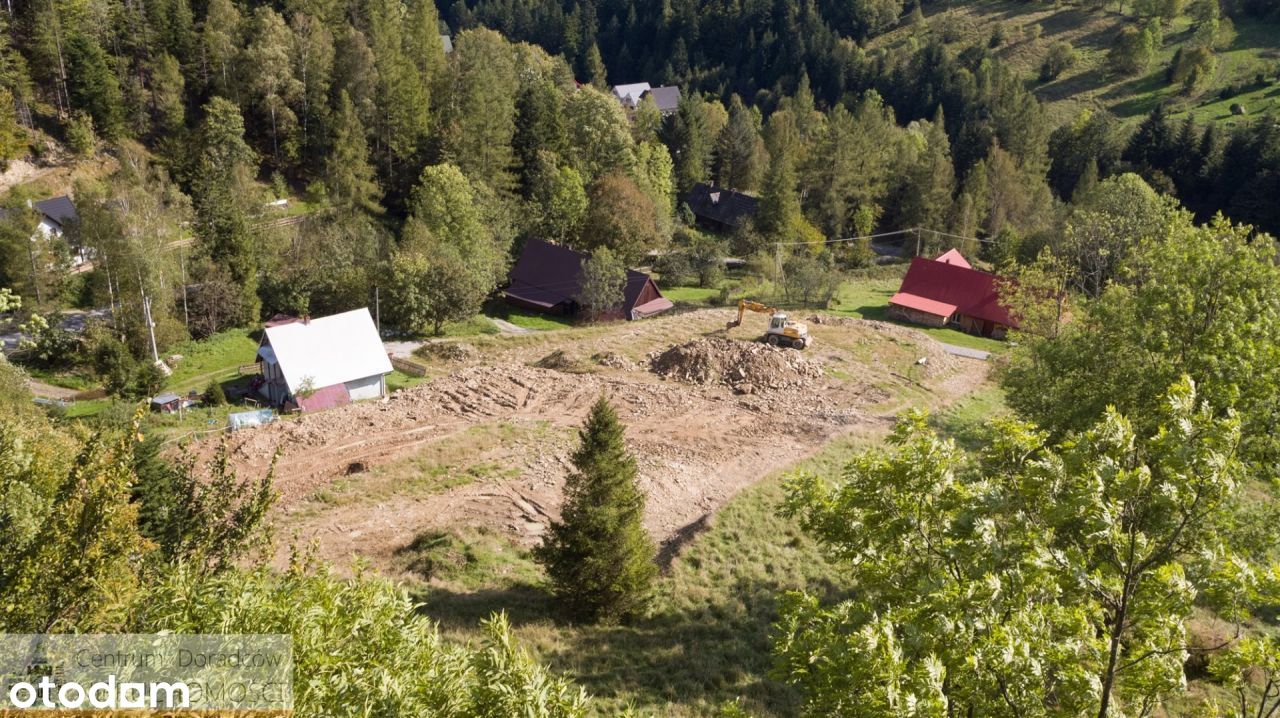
532 350 594 373
648 337 824 391
592 351 637 371
416 341 476 362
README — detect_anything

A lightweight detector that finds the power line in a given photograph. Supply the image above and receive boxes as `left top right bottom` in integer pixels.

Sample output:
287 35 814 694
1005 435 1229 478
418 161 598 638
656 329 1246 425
770 227 995 286
771 226 996 248
769 228 918 247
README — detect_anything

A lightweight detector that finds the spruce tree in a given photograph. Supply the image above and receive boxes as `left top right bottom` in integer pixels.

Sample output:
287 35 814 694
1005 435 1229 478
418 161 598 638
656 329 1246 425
535 398 657 623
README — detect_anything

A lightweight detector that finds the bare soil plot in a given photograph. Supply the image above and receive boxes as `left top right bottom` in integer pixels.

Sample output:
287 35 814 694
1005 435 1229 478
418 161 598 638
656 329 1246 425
208 308 989 574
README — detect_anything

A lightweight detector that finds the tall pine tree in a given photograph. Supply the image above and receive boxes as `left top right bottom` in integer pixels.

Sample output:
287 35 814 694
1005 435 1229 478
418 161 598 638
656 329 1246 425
535 397 657 623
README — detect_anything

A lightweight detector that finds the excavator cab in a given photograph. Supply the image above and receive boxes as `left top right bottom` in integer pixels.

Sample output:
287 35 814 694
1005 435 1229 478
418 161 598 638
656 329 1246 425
728 299 810 349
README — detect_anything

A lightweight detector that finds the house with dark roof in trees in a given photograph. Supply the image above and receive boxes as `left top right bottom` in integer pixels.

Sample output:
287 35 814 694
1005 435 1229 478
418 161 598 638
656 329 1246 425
682 182 759 233
641 86 681 115
503 239 673 321
888 249 1018 338
0 195 89 266
611 83 681 114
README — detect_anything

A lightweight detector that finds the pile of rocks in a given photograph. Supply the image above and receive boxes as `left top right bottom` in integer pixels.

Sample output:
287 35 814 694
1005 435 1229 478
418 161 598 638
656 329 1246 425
648 337 824 392
531 350 594 373
416 341 475 362
592 351 637 371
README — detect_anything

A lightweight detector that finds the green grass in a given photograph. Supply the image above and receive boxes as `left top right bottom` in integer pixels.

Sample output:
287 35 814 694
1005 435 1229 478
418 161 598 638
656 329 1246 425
142 402 241 436
414 441 862 717
164 328 261 392
397 527 546 589
872 0 1280 129
484 301 575 331
436 315 503 337
22 366 99 391
61 397 113 418
662 284 725 307
929 384 1010 450
385 369 430 393
828 274 1008 353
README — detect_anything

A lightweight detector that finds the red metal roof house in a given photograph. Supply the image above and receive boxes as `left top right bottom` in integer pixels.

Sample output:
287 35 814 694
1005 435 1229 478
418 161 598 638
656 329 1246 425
504 239 674 321
888 250 1017 338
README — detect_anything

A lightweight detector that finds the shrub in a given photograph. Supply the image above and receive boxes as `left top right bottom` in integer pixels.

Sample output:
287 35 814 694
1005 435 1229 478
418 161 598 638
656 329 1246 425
989 23 1007 48
781 251 842 307
1040 41 1078 82
1108 25 1157 76
17 313 81 370
136 566 590 716
654 250 694 285
64 112 96 157
204 379 227 406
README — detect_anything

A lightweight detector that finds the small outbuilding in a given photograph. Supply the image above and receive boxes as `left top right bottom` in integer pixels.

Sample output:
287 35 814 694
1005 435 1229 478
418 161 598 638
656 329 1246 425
150 392 183 413
683 183 759 233
256 307 393 412
504 239 673 321
888 249 1017 338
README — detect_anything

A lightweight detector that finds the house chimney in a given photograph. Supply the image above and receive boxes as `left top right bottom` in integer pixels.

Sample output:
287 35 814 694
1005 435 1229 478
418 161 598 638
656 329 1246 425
710 192 720 205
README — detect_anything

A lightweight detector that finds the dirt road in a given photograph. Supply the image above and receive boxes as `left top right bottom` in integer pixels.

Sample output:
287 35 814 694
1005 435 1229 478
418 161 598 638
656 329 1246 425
206 309 989 573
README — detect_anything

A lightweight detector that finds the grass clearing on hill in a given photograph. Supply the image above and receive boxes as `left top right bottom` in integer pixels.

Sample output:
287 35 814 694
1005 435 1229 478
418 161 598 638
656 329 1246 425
872 0 1280 128
165 328 260 392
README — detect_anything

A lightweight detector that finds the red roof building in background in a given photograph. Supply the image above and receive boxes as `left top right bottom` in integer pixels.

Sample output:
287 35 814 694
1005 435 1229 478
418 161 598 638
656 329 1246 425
888 249 1017 338
934 248 972 268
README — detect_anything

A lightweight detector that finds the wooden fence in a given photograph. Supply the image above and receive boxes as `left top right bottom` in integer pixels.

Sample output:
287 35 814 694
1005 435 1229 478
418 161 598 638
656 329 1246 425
389 356 428 377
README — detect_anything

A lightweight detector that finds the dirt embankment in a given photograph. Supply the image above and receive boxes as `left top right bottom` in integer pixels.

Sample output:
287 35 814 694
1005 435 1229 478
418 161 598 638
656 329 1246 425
206 309 989 573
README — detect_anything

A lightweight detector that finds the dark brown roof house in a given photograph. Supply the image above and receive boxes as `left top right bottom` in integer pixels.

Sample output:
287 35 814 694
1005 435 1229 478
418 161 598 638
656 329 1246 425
682 182 759 233
504 239 673 320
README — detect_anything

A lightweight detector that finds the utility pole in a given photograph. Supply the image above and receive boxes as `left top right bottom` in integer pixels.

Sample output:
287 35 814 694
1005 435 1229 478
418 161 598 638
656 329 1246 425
374 286 380 332
915 227 923 257
179 248 189 328
142 289 160 364
773 243 781 295
137 269 164 374
26 238 42 305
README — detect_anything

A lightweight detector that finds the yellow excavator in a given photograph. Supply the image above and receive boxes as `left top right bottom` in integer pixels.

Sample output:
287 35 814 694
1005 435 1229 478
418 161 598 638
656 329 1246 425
727 299 811 349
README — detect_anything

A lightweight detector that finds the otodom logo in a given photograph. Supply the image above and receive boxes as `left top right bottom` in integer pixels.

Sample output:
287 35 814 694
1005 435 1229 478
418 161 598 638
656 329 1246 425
0 634 292 716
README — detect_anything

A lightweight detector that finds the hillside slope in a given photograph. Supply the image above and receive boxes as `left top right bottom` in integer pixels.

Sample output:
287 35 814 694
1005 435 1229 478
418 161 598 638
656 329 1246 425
871 0 1280 126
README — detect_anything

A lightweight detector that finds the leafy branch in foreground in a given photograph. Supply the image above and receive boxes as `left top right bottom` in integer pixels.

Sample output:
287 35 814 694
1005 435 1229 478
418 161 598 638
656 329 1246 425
775 378 1276 718
133 434 276 575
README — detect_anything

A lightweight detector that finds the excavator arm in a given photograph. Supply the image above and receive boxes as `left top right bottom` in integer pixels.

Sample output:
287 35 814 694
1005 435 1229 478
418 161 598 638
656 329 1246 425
727 299 779 328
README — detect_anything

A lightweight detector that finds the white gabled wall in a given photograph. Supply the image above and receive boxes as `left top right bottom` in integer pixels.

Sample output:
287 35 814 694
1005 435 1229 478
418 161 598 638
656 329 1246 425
344 374 384 402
